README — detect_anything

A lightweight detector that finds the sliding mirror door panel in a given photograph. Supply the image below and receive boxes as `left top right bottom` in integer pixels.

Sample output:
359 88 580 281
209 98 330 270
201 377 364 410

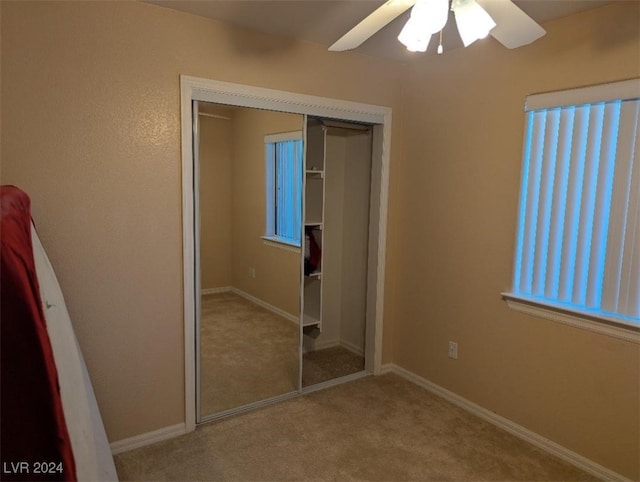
197 103 302 419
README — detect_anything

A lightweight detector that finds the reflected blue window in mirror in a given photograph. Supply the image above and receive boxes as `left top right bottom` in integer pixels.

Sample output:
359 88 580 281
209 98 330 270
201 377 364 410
265 132 303 246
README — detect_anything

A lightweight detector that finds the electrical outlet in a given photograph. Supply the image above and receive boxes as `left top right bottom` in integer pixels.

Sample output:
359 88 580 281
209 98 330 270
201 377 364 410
249 267 256 278
448 341 458 360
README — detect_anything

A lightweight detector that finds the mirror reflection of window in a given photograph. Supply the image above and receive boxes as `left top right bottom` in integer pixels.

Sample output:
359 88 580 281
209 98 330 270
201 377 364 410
264 133 303 247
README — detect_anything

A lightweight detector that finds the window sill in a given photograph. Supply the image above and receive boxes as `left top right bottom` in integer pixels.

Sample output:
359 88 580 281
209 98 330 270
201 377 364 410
261 236 301 253
502 293 640 344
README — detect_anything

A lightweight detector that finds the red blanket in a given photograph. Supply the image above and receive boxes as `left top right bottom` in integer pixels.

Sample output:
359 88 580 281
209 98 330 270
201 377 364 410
1 186 76 481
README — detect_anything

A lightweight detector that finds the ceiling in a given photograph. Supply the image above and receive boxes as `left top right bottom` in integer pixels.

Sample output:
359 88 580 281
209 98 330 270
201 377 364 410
143 0 614 60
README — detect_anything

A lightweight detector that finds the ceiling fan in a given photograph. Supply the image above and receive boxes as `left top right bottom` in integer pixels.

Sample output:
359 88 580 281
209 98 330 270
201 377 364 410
329 0 546 54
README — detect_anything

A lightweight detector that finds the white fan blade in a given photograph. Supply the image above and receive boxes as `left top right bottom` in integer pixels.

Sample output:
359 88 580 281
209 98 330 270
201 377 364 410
477 0 546 49
329 0 416 51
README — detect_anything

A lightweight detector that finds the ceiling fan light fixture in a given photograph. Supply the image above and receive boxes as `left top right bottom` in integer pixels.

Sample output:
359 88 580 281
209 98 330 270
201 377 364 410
413 0 449 34
452 0 496 47
398 17 431 52
398 0 448 52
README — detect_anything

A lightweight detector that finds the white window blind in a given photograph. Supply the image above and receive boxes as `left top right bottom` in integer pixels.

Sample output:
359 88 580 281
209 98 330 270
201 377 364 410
265 132 303 246
509 79 640 326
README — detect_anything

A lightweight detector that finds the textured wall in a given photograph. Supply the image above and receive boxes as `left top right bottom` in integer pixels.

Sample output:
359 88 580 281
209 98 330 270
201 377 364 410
2 0 637 477
0 0 402 442
199 105 301 311
393 3 640 479
199 114 233 290
230 107 302 316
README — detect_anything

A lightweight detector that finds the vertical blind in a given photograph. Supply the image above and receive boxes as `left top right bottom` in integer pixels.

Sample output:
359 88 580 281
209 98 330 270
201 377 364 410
512 84 639 324
275 139 303 243
265 137 303 245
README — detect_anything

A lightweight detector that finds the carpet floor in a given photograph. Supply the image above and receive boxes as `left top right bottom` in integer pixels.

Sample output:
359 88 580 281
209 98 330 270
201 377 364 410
200 292 367 416
302 345 364 387
200 292 299 417
115 374 596 481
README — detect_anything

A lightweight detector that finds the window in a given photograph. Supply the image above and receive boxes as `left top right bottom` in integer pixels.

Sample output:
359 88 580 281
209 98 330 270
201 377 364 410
505 79 640 329
264 131 303 247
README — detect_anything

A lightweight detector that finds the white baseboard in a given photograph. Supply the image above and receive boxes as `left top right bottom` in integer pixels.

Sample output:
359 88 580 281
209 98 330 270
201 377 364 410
302 336 364 357
381 363 631 482
201 286 298 324
201 286 232 295
110 423 186 455
313 338 340 351
231 288 298 323
340 339 364 357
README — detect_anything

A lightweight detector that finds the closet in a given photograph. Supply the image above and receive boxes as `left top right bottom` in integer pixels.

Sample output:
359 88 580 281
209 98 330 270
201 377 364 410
301 117 373 387
186 83 389 427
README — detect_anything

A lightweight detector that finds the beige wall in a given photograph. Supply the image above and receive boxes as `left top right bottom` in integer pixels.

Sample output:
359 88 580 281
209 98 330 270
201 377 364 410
199 104 301 312
0 0 402 442
391 3 639 479
319 131 372 352
340 132 372 352
2 0 638 478
319 135 346 346
199 115 233 290
230 107 302 315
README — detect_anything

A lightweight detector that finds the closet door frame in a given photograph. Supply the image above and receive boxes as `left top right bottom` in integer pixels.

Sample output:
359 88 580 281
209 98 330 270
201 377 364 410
180 75 392 433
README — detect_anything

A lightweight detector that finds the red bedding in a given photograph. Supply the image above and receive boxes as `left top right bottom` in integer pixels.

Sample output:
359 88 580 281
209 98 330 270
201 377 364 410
1 186 76 482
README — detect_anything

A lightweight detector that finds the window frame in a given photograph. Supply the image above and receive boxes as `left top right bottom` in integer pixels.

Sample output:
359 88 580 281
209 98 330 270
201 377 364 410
503 78 640 343
263 130 303 248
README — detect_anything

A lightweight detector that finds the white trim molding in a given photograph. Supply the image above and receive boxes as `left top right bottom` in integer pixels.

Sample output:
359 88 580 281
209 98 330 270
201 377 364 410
181 76 389 123
201 286 232 296
232 288 298 324
526 78 640 111
341 339 365 357
503 294 640 344
181 75 391 432
301 337 364 357
110 423 186 455
264 130 303 143
200 286 298 323
261 237 301 252
381 364 633 482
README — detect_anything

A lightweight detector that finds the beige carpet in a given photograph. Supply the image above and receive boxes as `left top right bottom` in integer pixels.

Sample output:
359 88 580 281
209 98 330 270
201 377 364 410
200 292 299 417
115 374 596 481
302 345 364 387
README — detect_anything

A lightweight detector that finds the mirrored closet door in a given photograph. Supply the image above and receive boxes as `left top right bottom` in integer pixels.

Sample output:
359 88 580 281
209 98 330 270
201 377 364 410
196 102 303 420
193 100 379 423
301 119 372 388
